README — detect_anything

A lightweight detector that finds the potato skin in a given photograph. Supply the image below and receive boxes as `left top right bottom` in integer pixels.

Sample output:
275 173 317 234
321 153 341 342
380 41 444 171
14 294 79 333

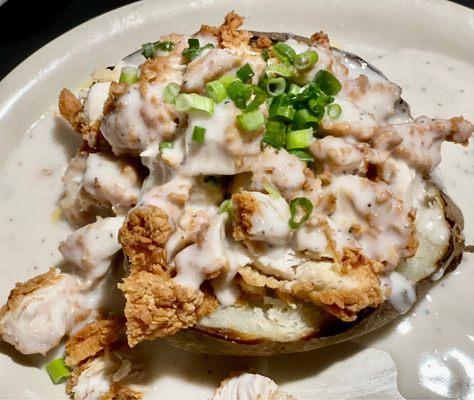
166 185 465 355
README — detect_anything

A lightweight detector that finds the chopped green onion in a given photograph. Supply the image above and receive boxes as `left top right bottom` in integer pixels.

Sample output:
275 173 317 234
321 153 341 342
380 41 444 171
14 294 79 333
188 38 200 48
206 80 227 103
141 42 156 58
263 182 282 199
219 75 239 89
289 197 313 229
45 358 71 384
294 109 319 128
271 42 297 63
295 50 318 70
308 98 326 119
288 83 302 96
236 63 255 83
236 110 265 132
289 149 314 162
182 39 214 63
286 128 313 150
163 82 181 103
155 41 175 52
261 48 270 61
264 78 286 97
219 199 234 215
227 81 266 110
265 63 295 78
175 94 215 113
327 103 342 119
159 141 174 151
270 104 295 122
192 126 206 143
119 67 139 84
263 120 287 149
141 41 175 58
314 70 342 96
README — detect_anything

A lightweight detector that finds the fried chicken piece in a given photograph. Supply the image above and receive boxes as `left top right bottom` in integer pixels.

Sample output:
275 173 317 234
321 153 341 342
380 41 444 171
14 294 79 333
118 205 218 346
119 205 171 275
311 31 330 48
59 88 84 132
65 317 125 367
211 372 296 400
0 268 90 355
292 250 384 321
119 271 217 347
199 11 252 49
66 352 143 400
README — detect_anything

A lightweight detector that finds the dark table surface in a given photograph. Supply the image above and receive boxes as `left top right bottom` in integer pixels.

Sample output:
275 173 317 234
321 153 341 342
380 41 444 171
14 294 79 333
0 0 472 81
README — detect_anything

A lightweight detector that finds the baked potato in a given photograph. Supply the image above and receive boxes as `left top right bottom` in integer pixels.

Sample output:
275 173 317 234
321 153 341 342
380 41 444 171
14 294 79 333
1 13 472 374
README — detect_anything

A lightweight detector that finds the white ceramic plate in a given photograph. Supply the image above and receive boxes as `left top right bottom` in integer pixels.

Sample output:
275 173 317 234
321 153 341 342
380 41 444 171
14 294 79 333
0 0 472 399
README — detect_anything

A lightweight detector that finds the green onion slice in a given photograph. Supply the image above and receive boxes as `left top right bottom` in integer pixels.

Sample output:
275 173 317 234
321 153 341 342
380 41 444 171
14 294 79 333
163 82 181 103
294 109 319 128
261 49 270 61
288 83 302 96
182 39 214 63
159 141 174 151
263 182 282 199
314 69 342 96
295 50 318 70
264 78 286 97
156 41 175 52
141 42 156 58
265 63 295 78
289 197 313 229
270 104 295 122
219 199 234 215
227 81 266 110
289 149 314 162
236 110 265 132
262 120 287 149
236 63 255 83
327 103 342 119
219 75 239 89
175 94 215 113
45 358 71 384
271 42 297 63
206 80 227 103
192 126 206 143
119 67 139 84
286 128 313 150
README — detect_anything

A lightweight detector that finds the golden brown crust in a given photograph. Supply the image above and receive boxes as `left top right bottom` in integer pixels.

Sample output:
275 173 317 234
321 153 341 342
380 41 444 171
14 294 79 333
118 271 218 347
3 268 59 312
232 192 257 241
199 11 252 49
255 36 272 49
65 317 125 367
59 88 84 132
120 206 172 256
292 251 384 321
100 385 143 400
103 82 128 116
310 31 330 48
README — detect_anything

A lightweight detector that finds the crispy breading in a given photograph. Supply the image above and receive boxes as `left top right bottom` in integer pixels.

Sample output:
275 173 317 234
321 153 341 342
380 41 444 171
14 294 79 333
2 268 59 312
140 57 176 85
119 271 217 347
101 385 143 400
199 11 252 49
238 249 384 322
119 205 171 257
65 317 125 367
231 192 257 241
255 36 272 49
310 31 330 48
66 357 143 400
103 82 128 116
59 88 84 132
